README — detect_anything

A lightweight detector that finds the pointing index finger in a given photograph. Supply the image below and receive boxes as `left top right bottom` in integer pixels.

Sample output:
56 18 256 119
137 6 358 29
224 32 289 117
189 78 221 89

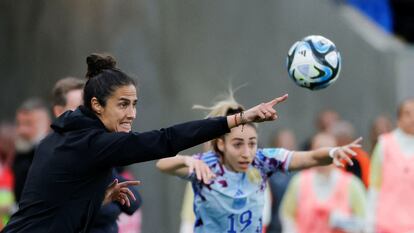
352 137 363 145
268 94 288 107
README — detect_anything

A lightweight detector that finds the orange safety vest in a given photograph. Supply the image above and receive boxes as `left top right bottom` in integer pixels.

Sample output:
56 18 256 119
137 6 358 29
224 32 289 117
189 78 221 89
297 169 351 233
376 133 414 233
343 147 370 188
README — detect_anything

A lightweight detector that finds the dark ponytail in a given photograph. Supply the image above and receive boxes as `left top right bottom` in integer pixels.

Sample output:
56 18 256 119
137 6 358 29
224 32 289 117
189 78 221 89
83 53 136 110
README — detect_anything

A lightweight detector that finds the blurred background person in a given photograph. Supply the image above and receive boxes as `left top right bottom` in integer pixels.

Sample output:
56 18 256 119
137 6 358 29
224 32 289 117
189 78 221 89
0 123 16 229
270 129 298 152
267 128 298 233
301 109 340 150
369 114 393 153
331 120 370 188
367 98 414 233
116 166 143 233
0 123 16 168
280 132 366 233
179 183 196 233
51 76 142 233
12 98 51 204
317 110 341 133
51 77 85 117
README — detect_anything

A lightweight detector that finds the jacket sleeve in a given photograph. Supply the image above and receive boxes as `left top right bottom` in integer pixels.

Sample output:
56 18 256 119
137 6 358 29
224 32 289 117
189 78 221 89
92 203 122 227
91 117 229 168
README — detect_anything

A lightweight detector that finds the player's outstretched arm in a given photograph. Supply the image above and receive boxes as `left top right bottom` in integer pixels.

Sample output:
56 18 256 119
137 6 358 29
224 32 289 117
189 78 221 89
156 155 215 184
157 94 288 183
288 137 363 171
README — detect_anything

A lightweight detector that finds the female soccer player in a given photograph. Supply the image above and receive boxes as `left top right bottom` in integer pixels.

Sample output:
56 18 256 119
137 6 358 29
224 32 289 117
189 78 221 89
2 53 287 233
156 95 362 233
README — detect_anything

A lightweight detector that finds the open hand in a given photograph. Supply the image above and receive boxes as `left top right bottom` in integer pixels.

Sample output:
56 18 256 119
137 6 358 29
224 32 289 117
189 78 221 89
331 137 363 167
103 179 141 207
184 157 216 184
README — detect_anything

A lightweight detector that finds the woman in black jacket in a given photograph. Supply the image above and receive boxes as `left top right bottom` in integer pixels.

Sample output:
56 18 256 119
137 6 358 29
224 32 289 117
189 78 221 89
2 53 288 233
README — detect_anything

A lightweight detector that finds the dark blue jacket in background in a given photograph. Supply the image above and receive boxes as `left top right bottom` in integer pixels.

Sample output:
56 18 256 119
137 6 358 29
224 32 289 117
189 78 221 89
2 106 229 233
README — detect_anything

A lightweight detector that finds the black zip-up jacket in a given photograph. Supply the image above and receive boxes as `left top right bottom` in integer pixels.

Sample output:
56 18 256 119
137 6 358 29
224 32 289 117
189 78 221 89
2 106 229 233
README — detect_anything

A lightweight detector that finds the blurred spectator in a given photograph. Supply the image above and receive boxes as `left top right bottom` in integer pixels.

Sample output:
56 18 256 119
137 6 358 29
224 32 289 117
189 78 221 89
0 123 16 229
270 129 297 151
280 133 366 233
12 98 51 203
267 129 298 233
0 123 16 167
117 209 142 233
331 120 370 188
369 114 393 153
51 77 142 233
301 109 340 150
179 183 195 233
367 98 414 232
317 109 340 133
51 77 85 117
116 167 142 233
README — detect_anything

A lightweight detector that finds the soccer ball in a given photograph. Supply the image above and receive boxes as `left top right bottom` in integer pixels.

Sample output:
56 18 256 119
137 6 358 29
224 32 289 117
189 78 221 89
286 35 341 90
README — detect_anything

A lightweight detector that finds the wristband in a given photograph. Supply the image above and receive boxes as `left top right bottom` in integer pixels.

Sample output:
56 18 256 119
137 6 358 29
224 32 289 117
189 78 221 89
328 147 339 158
234 114 239 126
240 111 245 132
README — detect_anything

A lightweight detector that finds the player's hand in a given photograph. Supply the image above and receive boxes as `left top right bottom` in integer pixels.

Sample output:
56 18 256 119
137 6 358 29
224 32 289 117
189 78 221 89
243 94 288 123
184 156 216 184
103 179 141 207
330 137 363 167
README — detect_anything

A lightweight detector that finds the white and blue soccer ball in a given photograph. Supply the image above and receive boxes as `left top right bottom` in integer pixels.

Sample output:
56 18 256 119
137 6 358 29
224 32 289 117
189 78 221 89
286 35 341 90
